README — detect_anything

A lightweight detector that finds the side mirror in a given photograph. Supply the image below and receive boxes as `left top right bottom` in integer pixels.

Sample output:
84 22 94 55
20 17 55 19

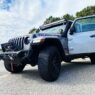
69 26 75 35
59 29 64 34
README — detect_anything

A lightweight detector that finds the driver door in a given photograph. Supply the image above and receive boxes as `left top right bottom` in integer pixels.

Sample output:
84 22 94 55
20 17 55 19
68 16 95 55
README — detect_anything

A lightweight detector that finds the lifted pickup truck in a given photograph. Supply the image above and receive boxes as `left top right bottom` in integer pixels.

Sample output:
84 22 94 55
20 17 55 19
0 15 95 81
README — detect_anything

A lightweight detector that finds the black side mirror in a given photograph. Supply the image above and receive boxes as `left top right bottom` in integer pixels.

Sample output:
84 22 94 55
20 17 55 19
69 26 75 35
59 29 64 34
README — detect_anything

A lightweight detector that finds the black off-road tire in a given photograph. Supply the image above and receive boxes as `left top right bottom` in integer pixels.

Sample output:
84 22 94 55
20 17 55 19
4 58 25 73
90 57 95 64
65 59 71 63
38 46 61 82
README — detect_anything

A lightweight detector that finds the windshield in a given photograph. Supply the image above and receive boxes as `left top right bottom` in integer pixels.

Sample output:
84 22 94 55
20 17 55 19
39 24 66 34
75 16 95 33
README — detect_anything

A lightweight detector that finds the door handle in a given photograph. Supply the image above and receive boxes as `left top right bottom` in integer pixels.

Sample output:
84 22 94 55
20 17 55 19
90 34 95 38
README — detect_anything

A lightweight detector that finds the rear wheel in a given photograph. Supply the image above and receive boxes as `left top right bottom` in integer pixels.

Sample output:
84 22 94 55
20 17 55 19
38 46 61 82
90 56 95 64
65 59 71 62
4 58 25 73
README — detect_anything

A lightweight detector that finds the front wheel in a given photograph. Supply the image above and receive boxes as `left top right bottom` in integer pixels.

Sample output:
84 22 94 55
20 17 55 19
4 58 25 73
38 47 61 82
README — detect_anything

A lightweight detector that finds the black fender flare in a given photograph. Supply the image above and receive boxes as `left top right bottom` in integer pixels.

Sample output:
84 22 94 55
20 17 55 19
32 38 66 61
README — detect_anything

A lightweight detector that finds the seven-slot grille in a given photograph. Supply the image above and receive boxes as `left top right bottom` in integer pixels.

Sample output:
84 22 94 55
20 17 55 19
9 37 26 51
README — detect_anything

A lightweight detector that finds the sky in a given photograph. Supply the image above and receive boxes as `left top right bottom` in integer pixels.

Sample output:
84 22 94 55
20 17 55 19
0 0 95 43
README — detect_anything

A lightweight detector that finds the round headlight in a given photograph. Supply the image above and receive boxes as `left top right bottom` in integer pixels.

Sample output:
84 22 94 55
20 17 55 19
24 37 30 44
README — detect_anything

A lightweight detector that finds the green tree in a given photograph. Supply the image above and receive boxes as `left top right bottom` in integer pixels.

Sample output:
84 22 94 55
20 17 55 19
76 6 95 18
63 14 75 20
29 28 40 34
44 16 61 24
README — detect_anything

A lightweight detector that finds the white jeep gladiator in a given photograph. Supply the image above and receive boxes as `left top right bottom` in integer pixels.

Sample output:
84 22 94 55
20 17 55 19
0 15 95 81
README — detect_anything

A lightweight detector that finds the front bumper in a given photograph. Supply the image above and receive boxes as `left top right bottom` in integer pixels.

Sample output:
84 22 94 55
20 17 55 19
0 47 36 65
0 50 28 64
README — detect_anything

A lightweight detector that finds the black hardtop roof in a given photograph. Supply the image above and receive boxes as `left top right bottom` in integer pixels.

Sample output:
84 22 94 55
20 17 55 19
75 15 95 21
